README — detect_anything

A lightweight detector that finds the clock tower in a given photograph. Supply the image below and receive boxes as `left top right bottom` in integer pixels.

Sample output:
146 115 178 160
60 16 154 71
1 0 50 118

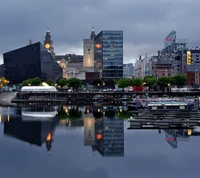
44 28 55 57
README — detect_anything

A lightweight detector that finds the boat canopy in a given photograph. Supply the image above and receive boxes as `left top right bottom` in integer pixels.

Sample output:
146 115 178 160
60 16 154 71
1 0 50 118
21 86 58 92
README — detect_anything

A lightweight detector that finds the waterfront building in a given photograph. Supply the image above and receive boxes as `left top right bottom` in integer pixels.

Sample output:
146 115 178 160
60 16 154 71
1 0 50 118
55 54 83 63
58 59 68 79
44 28 55 57
151 53 172 78
3 42 62 84
83 27 95 68
123 63 134 78
186 64 200 87
161 30 187 56
94 30 123 79
172 47 200 75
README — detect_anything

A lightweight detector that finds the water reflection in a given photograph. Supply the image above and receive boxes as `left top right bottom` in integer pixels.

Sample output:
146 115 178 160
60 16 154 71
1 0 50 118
3 103 59 152
2 103 200 155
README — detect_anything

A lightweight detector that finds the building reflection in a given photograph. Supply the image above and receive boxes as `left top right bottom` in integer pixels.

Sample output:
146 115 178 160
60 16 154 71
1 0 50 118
164 128 200 149
84 107 124 157
3 104 59 152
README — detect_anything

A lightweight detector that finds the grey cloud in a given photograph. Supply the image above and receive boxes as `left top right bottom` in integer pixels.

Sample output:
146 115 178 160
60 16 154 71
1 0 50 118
0 0 200 63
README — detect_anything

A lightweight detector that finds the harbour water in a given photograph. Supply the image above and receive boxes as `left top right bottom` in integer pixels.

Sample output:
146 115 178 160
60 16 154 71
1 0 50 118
0 105 200 178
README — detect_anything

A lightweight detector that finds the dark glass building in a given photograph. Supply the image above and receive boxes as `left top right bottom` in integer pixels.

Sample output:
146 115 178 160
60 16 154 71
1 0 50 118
3 42 62 84
94 30 123 79
94 110 124 157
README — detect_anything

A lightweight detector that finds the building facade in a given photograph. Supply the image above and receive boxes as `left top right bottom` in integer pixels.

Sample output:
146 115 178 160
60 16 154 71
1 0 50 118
123 63 134 78
94 30 123 79
83 28 95 68
3 42 62 84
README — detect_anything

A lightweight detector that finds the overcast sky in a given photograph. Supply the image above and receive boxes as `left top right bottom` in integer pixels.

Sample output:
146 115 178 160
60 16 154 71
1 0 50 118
0 0 200 64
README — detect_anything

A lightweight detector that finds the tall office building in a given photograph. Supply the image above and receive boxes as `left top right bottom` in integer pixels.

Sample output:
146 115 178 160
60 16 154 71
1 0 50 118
94 30 123 79
3 42 62 84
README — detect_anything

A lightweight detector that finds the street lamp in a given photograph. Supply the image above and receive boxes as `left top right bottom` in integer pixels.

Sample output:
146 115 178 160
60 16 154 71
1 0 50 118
168 83 171 92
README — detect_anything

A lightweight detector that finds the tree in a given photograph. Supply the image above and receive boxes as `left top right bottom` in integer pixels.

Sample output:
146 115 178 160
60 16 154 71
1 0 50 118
157 76 170 88
132 78 143 86
117 78 131 88
46 79 54 86
22 78 32 86
67 78 82 90
31 77 42 86
143 75 154 83
57 77 67 88
172 74 187 87
57 107 68 120
68 108 82 120
117 111 135 120
146 78 157 87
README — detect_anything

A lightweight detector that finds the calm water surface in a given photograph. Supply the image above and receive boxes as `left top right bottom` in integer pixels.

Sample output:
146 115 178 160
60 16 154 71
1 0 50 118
0 105 200 178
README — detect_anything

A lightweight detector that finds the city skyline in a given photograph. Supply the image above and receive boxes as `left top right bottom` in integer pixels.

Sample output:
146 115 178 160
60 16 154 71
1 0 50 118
0 0 200 64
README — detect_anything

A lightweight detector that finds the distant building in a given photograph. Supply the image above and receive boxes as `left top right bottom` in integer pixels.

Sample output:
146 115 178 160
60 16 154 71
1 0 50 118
94 30 123 79
186 64 200 87
151 54 172 78
55 54 83 63
134 52 172 79
161 30 187 56
3 42 62 84
172 47 200 75
44 28 55 57
123 63 134 78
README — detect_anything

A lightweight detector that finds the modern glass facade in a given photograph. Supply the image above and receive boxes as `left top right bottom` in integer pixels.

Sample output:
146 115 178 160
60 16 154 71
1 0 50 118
95 111 124 157
94 30 123 79
3 42 62 84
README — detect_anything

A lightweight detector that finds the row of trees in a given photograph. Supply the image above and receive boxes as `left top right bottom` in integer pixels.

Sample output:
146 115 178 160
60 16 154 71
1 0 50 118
57 107 134 120
21 74 187 90
116 74 187 89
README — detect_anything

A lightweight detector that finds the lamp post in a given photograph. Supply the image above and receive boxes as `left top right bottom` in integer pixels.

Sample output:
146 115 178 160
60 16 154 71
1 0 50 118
168 83 171 93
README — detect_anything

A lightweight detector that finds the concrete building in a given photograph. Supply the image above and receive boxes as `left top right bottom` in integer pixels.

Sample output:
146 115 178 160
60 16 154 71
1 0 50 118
83 27 95 68
123 63 134 78
151 54 172 78
134 55 152 78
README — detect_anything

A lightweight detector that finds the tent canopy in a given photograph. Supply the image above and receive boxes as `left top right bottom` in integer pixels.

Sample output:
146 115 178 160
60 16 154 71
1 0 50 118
21 86 58 92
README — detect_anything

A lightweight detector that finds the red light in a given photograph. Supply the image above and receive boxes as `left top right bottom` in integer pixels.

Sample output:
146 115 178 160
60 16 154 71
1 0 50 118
96 133 103 140
166 137 174 141
46 133 52 141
